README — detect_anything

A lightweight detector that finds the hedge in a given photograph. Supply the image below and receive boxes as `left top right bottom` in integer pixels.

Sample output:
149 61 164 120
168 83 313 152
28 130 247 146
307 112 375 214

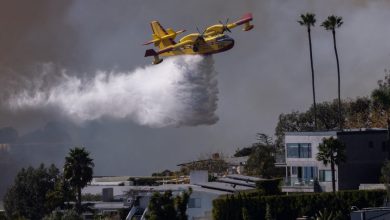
255 179 282 196
212 190 386 220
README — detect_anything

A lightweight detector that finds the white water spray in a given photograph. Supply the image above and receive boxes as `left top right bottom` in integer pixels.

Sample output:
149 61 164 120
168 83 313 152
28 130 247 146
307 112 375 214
8 55 219 127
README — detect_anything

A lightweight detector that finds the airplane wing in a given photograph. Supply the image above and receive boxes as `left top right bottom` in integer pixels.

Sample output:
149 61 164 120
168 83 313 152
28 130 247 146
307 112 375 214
145 39 194 57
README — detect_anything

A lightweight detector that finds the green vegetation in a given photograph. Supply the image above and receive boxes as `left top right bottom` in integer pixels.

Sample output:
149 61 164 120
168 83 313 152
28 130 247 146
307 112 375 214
82 193 102 201
145 188 192 220
4 146 95 219
42 209 83 220
3 164 62 219
315 208 343 220
275 64 390 147
372 73 390 160
212 190 385 220
179 154 229 176
152 169 175 177
255 179 282 196
64 147 94 214
316 137 346 193
236 134 283 178
0 212 5 220
128 176 176 186
381 160 390 202
275 95 388 147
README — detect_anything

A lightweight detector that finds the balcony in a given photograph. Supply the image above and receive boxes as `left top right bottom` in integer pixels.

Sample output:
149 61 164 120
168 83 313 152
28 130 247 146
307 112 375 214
282 177 315 193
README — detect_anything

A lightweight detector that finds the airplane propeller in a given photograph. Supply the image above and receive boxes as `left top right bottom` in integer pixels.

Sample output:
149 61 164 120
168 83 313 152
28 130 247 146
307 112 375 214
219 18 232 33
196 27 207 40
193 27 206 52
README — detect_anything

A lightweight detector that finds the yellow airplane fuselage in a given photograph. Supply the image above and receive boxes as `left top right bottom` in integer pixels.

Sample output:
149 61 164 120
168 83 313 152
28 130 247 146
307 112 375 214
160 33 234 57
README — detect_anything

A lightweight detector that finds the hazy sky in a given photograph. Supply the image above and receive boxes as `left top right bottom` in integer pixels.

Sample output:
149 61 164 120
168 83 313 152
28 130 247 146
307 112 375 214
1 0 390 176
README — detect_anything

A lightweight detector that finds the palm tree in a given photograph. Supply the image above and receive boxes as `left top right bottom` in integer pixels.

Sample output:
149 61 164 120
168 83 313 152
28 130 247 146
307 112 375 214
322 15 343 130
64 147 94 214
316 137 346 193
298 13 318 130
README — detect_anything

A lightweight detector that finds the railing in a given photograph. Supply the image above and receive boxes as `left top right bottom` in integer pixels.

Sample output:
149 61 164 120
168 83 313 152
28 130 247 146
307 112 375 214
283 177 314 187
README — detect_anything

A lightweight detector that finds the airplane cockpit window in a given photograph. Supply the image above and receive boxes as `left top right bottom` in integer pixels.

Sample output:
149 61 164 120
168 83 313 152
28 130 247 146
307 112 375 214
216 35 231 42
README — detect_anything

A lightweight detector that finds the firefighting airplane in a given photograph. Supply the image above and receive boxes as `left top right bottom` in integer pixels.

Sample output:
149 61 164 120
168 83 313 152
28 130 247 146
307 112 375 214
144 13 254 64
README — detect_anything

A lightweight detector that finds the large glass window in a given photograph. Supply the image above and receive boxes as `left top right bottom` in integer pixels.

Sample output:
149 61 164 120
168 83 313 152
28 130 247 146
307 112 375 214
319 170 333 182
287 143 312 158
303 166 316 179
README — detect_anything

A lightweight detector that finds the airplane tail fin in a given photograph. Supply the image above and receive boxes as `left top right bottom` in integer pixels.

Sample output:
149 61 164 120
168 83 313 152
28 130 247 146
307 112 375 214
238 13 254 31
149 21 176 49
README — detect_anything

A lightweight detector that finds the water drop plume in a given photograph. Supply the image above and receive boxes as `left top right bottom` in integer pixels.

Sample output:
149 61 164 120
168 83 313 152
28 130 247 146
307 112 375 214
9 55 219 127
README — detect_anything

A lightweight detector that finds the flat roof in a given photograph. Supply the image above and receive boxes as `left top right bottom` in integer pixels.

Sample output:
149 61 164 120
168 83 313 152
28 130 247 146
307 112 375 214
226 174 264 182
286 128 387 137
194 182 253 193
285 131 336 136
217 177 256 188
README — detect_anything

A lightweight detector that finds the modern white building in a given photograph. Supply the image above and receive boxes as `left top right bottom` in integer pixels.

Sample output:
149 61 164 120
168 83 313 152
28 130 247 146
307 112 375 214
83 171 257 220
280 129 388 193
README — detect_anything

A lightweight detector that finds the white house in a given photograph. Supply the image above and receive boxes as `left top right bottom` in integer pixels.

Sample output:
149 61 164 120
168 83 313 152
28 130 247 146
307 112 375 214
280 129 388 193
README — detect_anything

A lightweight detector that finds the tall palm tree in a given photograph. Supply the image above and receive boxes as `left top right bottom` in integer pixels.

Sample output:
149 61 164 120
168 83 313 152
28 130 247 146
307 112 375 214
64 147 94 214
322 15 343 130
316 137 346 193
298 13 317 130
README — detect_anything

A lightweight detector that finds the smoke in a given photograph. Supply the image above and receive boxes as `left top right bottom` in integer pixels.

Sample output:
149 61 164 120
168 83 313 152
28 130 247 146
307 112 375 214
8 55 219 127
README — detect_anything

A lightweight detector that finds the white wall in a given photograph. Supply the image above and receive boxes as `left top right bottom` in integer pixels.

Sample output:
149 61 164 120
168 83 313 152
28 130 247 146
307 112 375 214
187 190 225 220
285 133 337 192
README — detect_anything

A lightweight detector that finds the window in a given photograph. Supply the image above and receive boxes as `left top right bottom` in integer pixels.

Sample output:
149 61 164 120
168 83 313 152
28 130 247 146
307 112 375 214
303 167 316 180
287 143 312 158
319 170 333 182
291 166 298 175
369 141 374 148
188 198 201 208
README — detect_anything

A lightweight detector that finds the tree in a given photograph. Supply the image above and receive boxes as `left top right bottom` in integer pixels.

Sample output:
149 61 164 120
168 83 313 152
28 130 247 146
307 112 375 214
63 147 94 214
316 137 346 192
381 160 390 204
299 13 318 129
244 134 279 178
4 164 61 219
344 97 371 128
322 15 344 130
275 98 374 148
145 189 192 220
175 188 192 220
179 153 229 176
372 72 390 158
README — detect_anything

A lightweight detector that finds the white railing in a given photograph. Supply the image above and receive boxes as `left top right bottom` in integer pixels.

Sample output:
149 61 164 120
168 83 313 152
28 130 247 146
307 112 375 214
125 206 138 220
141 207 148 220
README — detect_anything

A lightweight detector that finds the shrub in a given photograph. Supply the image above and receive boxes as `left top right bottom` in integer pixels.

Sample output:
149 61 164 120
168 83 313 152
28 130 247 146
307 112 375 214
256 179 282 196
212 190 386 220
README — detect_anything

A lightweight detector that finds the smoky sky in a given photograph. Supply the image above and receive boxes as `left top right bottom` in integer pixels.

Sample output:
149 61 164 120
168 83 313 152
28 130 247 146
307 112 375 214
1 0 390 180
